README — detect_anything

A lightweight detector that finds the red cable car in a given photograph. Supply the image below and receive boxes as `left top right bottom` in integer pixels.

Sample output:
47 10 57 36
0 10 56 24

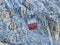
27 18 38 30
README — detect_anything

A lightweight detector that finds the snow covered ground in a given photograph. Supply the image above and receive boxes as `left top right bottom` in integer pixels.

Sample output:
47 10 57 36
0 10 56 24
0 0 60 45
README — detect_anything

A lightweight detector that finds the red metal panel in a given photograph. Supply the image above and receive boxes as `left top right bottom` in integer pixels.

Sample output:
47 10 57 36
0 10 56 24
28 23 37 30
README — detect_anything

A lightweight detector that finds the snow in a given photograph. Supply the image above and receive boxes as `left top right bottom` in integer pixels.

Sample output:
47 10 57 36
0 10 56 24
0 0 60 45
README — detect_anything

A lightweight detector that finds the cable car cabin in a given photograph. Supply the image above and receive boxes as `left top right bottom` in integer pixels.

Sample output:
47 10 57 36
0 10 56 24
27 18 38 30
